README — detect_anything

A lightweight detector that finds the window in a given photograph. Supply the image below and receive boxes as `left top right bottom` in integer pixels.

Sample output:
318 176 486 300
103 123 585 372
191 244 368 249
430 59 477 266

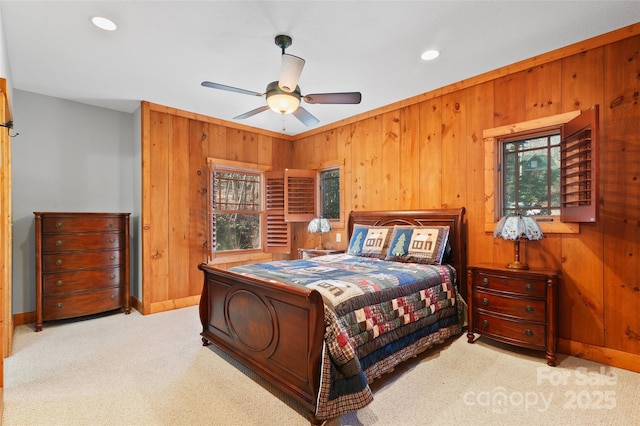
500 131 561 217
212 168 262 252
484 106 599 233
209 159 270 258
320 167 340 220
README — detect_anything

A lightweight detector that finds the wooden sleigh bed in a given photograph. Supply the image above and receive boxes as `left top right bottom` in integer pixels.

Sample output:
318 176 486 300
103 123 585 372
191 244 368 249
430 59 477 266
199 208 467 424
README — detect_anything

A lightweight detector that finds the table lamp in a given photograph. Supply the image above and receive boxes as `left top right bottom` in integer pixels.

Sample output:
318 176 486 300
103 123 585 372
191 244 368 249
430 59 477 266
493 213 543 270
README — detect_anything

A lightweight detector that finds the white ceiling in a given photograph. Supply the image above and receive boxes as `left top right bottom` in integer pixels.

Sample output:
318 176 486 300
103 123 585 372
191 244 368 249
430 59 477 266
2 1 639 136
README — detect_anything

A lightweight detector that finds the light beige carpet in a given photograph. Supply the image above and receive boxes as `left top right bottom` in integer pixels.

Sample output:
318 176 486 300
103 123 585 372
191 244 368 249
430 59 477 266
3 306 639 425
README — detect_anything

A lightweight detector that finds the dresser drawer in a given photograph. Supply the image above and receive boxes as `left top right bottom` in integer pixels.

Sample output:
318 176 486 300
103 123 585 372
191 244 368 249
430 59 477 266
474 311 545 347
43 268 123 295
475 272 546 298
43 287 124 321
42 216 125 233
474 290 546 321
43 250 123 272
42 232 124 253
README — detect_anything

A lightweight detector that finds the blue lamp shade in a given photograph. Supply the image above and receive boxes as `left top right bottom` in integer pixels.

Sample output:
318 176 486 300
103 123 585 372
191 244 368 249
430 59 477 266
494 214 543 269
308 217 331 249
307 217 331 234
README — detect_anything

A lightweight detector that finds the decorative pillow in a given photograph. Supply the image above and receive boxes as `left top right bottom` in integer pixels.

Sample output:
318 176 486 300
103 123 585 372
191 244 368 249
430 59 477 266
384 225 450 265
347 225 393 258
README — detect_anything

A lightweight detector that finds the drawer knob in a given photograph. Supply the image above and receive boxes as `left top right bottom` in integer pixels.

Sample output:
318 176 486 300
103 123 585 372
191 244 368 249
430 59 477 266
56 303 63 309
55 240 63 246
482 278 489 286
109 274 116 280
110 255 116 261
110 294 116 300
482 320 489 327
56 280 63 287
55 222 62 228
109 238 116 243
109 222 114 227
525 283 534 292
525 305 534 313
481 298 489 306
525 329 534 337
55 259 63 266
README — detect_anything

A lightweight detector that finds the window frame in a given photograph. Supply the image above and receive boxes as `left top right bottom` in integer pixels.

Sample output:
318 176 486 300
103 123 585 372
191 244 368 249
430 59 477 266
484 110 581 234
312 161 345 229
207 158 271 260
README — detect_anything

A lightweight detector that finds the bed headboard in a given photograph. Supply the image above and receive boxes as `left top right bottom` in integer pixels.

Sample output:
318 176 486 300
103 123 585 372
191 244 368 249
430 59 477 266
348 208 467 299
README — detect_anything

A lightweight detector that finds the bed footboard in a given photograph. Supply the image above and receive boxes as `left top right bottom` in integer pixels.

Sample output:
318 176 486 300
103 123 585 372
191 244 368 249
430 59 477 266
198 262 325 418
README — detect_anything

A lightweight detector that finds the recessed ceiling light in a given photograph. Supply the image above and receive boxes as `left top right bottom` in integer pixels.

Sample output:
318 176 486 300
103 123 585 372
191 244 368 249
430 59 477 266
91 16 117 31
421 49 440 61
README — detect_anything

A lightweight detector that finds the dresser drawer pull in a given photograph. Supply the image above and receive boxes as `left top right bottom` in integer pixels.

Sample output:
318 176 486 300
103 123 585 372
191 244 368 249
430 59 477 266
525 283 534 292
482 320 489 327
110 255 116 261
525 329 534 337
55 259 63 266
109 274 116 280
109 222 114 227
56 303 63 309
482 278 489 286
55 240 63 246
56 280 64 287
109 238 116 243
525 305 534 313
110 294 116 300
55 222 63 228
481 298 489 306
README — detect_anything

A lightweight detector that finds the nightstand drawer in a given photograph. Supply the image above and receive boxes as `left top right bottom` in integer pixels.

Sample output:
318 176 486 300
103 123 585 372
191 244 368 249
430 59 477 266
474 311 545 347
476 272 546 298
474 290 546 321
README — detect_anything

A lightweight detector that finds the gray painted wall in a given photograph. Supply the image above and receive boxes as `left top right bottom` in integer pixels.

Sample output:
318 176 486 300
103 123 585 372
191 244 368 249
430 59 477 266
11 89 139 314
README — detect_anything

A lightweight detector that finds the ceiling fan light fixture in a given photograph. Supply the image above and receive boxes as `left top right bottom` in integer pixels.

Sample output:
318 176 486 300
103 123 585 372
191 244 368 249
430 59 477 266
266 81 300 115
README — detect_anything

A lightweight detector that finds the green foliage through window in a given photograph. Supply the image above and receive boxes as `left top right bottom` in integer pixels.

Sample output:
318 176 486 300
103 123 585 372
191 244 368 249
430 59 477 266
212 170 262 252
501 133 561 217
320 168 340 219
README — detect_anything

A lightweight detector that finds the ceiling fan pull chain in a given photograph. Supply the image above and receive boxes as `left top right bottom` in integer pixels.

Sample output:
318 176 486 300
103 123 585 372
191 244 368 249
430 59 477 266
281 114 286 132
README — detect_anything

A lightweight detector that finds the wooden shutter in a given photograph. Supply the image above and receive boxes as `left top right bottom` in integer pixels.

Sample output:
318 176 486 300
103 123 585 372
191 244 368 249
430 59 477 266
264 171 290 253
284 168 317 222
561 105 599 222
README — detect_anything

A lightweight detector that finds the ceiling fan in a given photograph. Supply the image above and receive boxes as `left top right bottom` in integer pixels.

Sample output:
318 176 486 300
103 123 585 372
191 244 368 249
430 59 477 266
201 35 362 127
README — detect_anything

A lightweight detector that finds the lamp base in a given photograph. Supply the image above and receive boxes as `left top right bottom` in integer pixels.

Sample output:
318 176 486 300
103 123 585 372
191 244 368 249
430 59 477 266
506 261 529 270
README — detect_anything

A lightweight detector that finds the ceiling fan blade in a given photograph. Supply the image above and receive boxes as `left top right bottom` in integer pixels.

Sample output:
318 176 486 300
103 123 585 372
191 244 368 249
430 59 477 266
278 54 305 93
201 81 263 97
293 106 320 127
233 105 270 120
303 92 362 104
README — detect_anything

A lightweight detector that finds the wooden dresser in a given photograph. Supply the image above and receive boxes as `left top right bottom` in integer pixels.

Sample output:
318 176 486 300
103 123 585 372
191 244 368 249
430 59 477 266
467 264 559 366
34 212 131 331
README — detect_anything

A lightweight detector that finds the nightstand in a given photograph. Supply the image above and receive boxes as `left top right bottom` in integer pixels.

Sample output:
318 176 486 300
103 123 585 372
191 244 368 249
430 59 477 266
467 264 559 366
298 248 343 259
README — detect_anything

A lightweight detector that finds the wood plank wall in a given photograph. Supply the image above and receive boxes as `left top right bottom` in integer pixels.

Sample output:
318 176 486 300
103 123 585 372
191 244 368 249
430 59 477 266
141 26 639 371
291 30 640 371
139 104 292 314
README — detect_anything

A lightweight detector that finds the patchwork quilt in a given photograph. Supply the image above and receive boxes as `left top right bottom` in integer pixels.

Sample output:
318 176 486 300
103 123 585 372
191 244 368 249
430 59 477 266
229 253 462 420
